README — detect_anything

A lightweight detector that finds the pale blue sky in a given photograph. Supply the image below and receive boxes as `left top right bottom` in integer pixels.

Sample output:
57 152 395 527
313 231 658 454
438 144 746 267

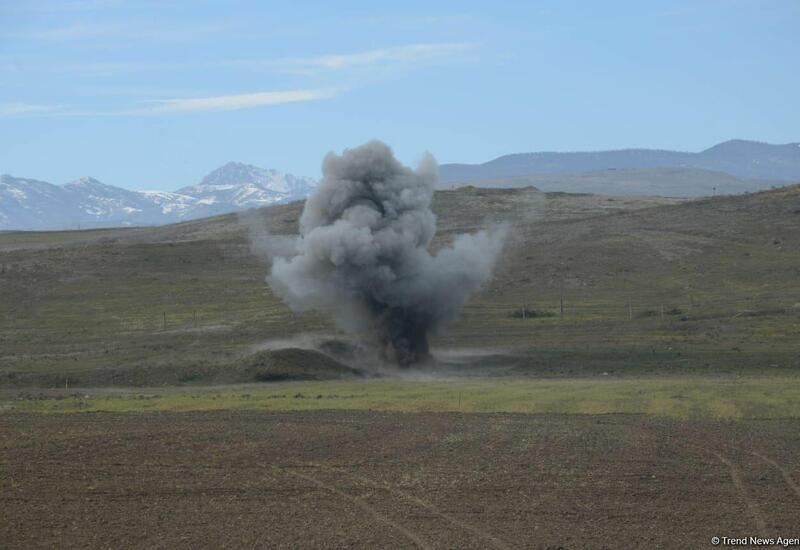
1 0 797 190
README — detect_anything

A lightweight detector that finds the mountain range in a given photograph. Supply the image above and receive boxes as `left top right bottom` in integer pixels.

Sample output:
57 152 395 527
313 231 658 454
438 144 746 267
0 162 315 230
439 167 776 197
439 139 800 184
2 140 799 230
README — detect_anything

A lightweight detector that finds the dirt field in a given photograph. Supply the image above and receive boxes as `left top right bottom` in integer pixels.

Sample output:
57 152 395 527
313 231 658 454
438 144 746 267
2 411 799 549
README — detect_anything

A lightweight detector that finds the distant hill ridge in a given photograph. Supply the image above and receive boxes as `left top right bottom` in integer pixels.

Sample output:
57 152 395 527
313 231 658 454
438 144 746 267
439 167 778 198
3 139 799 230
439 139 800 183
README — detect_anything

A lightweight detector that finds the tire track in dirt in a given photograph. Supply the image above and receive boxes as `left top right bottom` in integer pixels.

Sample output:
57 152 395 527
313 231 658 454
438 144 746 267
711 452 768 533
641 423 770 533
679 425 800 504
702 439 800 506
711 441 800 503
286 469 432 550
749 452 800 500
315 464 512 550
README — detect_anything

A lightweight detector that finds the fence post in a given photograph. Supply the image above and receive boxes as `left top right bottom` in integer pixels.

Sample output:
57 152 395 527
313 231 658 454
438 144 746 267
660 304 664 320
560 295 565 318
522 303 526 320
163 312 167 331
628 303 633 320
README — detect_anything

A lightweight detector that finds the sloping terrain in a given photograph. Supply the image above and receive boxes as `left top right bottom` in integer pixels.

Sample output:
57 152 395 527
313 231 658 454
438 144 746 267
0 185 798 386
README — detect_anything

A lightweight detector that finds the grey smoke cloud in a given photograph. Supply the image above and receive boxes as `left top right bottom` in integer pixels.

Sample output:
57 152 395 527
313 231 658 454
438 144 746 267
267 141 506 365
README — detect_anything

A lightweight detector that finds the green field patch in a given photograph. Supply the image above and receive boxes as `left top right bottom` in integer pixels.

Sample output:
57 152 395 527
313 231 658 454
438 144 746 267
6 376 800 419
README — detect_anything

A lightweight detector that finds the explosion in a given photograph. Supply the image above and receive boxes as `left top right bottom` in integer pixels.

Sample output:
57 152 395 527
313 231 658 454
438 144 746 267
267 141 505 366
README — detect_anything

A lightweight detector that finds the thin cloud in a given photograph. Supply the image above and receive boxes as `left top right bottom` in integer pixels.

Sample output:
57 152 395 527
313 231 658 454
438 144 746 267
1 89 336 118
4 20 239 43
5 0 122 13
13 22 100 41
0 103 64 116
345 14 477 29
141 89 338 113
17 42 478 76
277 42 475 74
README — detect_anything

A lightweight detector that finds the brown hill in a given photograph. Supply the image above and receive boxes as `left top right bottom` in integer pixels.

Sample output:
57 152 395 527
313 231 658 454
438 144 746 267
0 185 797 386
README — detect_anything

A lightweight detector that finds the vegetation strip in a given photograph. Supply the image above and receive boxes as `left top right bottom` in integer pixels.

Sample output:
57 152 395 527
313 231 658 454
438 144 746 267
5 376 800 419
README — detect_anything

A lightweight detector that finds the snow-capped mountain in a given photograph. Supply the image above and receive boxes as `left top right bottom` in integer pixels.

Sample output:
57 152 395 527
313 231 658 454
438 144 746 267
139 190 198 219
0 176 78 230
175 162 315 218
63 177 170 225
184 162 315 199
0 163 317 230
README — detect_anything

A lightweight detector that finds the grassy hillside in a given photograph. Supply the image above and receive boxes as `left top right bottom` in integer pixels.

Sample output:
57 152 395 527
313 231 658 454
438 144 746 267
0 185 798 387
10 376 800 420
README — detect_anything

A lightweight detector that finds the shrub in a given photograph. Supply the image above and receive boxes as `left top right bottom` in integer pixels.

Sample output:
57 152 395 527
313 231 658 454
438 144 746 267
636 309 658 318
510 307 557 319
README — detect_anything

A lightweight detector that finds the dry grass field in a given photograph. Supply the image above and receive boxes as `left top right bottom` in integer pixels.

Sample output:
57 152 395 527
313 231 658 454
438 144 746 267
0 185 798 388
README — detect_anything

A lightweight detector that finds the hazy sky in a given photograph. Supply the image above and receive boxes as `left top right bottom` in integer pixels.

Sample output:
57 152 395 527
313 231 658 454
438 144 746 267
1 0 798 190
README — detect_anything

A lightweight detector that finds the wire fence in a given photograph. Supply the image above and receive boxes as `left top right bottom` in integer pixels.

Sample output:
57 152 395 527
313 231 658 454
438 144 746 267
464 293 799 318
3 292 798 338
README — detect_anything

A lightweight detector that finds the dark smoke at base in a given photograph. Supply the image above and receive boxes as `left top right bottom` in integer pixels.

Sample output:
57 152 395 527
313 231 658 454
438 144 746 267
266 141 506 366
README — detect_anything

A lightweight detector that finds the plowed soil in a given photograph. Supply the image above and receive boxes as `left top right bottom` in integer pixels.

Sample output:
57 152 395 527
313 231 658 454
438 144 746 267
2 411 799 549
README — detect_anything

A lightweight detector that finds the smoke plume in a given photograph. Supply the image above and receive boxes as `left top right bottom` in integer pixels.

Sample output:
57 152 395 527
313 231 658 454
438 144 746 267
267 141 506 366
